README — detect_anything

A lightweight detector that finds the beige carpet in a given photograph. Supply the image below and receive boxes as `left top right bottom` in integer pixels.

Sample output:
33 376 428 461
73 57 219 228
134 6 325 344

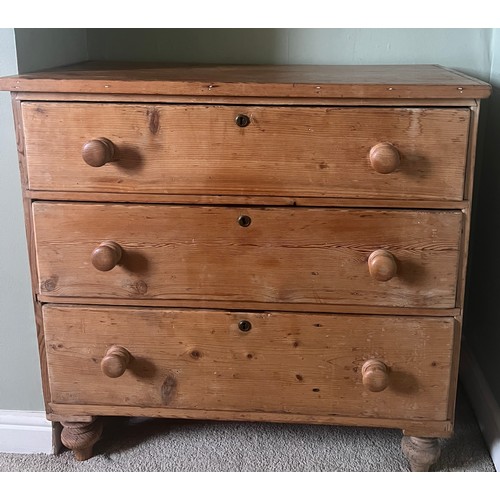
0 386 494 472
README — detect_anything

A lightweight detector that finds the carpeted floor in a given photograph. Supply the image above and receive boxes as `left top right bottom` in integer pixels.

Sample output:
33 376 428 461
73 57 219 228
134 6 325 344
0 386 495 472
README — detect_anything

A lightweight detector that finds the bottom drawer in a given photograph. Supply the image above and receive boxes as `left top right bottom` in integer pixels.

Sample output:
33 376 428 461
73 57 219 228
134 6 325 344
43 305 455 421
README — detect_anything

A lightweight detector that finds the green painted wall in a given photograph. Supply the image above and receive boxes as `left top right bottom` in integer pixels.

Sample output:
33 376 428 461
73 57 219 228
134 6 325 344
14 28 88 73
87 28 492 80
0 28 497 411
0 28 88 410
0 28 44 410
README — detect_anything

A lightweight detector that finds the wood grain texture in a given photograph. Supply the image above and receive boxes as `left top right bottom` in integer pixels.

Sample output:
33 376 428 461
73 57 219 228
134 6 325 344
0 63 491 98
12 95 29 190
21 102 470 201
1 65 490 460
100 345 131 378
35 295 461 317
447 320 463 431
401 436 441 472
43 305 455 421
446 105 482 423
11 96 52 409
48 404 453 437
32 203 462 309
25 190 470 210
362 359 390 392
10 91 481 108
457 105 481 309
60 418 103 461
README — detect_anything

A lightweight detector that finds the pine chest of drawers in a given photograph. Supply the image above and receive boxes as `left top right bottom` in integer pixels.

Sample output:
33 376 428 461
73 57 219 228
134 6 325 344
0 63 491 471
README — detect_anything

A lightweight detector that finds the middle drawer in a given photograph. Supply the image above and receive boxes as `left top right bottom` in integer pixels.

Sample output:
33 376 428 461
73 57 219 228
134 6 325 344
32 203 462 309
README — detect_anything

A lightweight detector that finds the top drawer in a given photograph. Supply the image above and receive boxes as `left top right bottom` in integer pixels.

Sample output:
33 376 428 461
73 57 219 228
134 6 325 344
21 102 470 201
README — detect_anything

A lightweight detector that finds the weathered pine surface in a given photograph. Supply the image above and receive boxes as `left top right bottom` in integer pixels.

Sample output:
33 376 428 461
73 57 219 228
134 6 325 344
22 102 469 200
0 63 491 462
0 62 491 98
32 203 462 309
44 305 454 421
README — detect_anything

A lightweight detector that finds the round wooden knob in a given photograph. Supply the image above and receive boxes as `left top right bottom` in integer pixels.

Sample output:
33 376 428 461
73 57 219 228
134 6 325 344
362 359 389 392
101 345 131 378
82 138 115 167
91 241 122 272
369 142 400 174
368 249 397 282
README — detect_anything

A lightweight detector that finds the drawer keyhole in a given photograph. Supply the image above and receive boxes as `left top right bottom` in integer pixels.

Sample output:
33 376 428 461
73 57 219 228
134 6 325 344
235 114 250 127
238 215 252 227
238 320 252 332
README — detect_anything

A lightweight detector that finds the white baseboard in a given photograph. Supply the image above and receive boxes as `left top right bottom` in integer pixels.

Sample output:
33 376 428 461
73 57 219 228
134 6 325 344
460 343 500 472
0 410 53 454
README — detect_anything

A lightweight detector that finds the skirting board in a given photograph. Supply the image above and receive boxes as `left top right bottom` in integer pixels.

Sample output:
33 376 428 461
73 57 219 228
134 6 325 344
0 410 53 454
460 343 500 471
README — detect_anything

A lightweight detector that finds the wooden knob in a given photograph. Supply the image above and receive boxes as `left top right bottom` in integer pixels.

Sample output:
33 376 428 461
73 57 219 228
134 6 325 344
368 249 397 282
82 138 115 167
91 241 122 272
362 359 389 392
101 345 131 378
369 142 400 174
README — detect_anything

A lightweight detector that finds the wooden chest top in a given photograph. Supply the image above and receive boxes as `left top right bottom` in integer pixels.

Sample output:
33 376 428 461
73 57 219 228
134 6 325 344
0 62 491 99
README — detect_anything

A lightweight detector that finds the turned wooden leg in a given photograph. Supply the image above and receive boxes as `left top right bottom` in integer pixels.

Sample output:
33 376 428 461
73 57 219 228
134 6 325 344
61 417 103 461
401 436 441 472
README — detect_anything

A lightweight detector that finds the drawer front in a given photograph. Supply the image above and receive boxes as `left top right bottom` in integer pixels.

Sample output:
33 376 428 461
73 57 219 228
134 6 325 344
22 102 469 201
33 203 462 309
43 305 454 420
